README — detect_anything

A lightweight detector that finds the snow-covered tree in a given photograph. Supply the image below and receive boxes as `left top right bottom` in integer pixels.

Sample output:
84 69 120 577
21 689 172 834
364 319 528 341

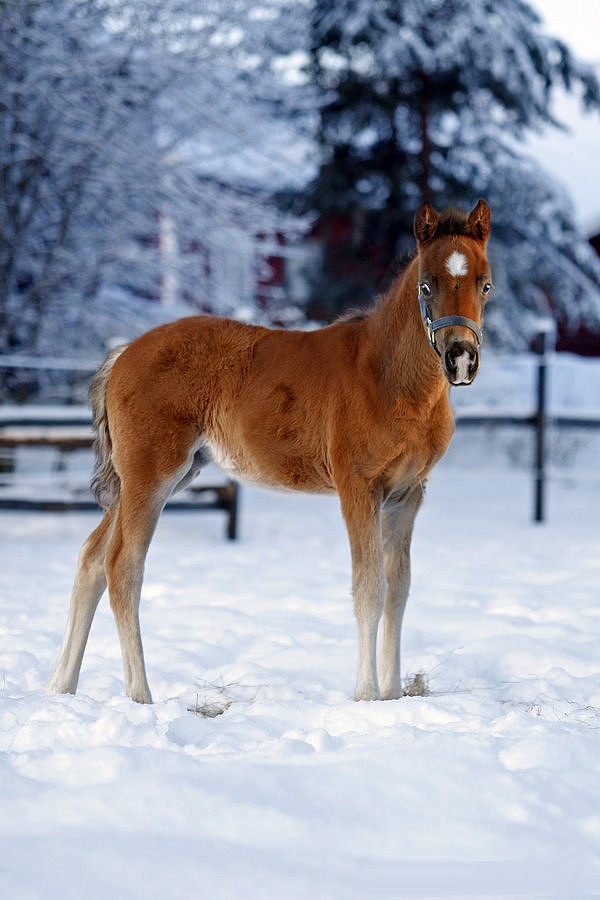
2 0 161 356
0 0 310 383
308 0 600 344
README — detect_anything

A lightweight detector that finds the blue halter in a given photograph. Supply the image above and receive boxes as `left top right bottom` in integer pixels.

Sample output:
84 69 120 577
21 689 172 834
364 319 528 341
418 290 483 358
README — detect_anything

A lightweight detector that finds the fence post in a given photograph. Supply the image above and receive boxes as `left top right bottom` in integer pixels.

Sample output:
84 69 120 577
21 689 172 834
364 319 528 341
533 321 554 523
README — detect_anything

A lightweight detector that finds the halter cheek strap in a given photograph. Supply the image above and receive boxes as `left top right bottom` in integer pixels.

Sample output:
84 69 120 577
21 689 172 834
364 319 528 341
418 290 483 359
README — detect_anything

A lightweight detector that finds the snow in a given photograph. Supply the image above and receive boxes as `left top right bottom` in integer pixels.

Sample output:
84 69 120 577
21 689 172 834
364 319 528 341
2 358 600 897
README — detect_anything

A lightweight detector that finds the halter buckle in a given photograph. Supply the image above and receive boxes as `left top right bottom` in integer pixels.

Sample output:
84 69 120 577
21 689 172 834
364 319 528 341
418 292 437 353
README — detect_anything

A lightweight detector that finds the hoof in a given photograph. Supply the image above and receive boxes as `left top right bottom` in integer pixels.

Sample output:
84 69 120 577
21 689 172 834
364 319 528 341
47 678 77 696
354 687 380 702
130 689 153 704
380 683 402 701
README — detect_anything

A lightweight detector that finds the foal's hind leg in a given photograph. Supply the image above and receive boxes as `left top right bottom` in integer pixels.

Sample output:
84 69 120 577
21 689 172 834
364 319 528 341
379 485 424 700
103 423 203 703
103 487 167 704
49 508 115 695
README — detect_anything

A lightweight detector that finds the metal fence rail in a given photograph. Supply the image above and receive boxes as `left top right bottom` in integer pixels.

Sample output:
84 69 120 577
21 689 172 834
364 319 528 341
454 329 600 522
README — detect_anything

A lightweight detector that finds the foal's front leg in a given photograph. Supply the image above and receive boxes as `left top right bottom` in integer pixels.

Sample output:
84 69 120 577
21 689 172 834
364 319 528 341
379 485 424 700
340 485 385 701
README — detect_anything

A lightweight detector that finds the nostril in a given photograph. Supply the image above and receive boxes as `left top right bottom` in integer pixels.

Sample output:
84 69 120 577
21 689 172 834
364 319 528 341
449 342 476 360
445 348 457 372
445 342 478 383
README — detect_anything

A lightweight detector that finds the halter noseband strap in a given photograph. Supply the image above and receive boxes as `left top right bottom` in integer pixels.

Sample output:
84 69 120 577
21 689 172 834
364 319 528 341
418 290 483 358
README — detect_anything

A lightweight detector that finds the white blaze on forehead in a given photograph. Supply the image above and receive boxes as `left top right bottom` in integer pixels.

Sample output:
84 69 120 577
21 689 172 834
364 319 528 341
445 251 468 277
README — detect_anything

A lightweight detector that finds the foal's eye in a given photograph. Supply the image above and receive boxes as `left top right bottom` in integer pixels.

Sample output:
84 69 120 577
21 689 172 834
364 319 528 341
419 282 431 297
482 282 493 297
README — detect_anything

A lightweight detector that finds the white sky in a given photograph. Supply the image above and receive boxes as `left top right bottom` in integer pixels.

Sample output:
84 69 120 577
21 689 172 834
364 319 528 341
533 0 600 64
527 1 600 231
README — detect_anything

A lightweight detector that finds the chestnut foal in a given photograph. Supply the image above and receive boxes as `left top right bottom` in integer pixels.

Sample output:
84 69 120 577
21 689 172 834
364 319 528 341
50 200 492 703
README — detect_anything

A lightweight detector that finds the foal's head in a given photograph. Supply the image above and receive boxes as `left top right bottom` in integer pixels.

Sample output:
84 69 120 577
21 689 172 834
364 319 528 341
413 199 492 386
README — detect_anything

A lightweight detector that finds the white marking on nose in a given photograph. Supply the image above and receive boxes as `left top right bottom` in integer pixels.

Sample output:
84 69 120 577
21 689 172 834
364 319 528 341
454 350 471 383
445 251 468 277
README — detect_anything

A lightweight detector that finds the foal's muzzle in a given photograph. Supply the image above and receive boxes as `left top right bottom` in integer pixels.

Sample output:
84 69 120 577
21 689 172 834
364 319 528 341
418 290 482 385
443 340 479 386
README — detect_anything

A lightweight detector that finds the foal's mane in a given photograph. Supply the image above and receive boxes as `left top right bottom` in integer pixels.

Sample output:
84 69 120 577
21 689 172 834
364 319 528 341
430 206 471 238
335 307 371 324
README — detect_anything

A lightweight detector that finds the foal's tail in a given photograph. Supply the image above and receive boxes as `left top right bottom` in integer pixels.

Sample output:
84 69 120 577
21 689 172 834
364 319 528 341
89 346 126 509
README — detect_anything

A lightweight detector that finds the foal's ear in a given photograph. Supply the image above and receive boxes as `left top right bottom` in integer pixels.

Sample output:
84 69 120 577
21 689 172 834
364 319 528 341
413 202 440 244
467 199 491 242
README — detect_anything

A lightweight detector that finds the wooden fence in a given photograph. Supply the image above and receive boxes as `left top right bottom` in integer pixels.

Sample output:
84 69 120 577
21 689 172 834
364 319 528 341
2 333 600 524
0 365 239 538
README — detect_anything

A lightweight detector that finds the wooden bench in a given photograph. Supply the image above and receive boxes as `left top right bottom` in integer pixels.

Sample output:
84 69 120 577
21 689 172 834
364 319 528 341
0 413 239 539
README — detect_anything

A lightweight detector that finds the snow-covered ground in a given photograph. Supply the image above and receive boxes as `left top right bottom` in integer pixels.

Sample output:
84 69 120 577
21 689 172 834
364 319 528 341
1 355 600 898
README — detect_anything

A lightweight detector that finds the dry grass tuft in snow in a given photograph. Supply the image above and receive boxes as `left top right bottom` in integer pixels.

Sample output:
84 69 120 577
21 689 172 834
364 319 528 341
402 672 430 697
187 684 233 718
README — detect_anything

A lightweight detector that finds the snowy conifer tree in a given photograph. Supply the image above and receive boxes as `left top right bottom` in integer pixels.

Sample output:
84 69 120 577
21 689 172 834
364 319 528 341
309 0 600 344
